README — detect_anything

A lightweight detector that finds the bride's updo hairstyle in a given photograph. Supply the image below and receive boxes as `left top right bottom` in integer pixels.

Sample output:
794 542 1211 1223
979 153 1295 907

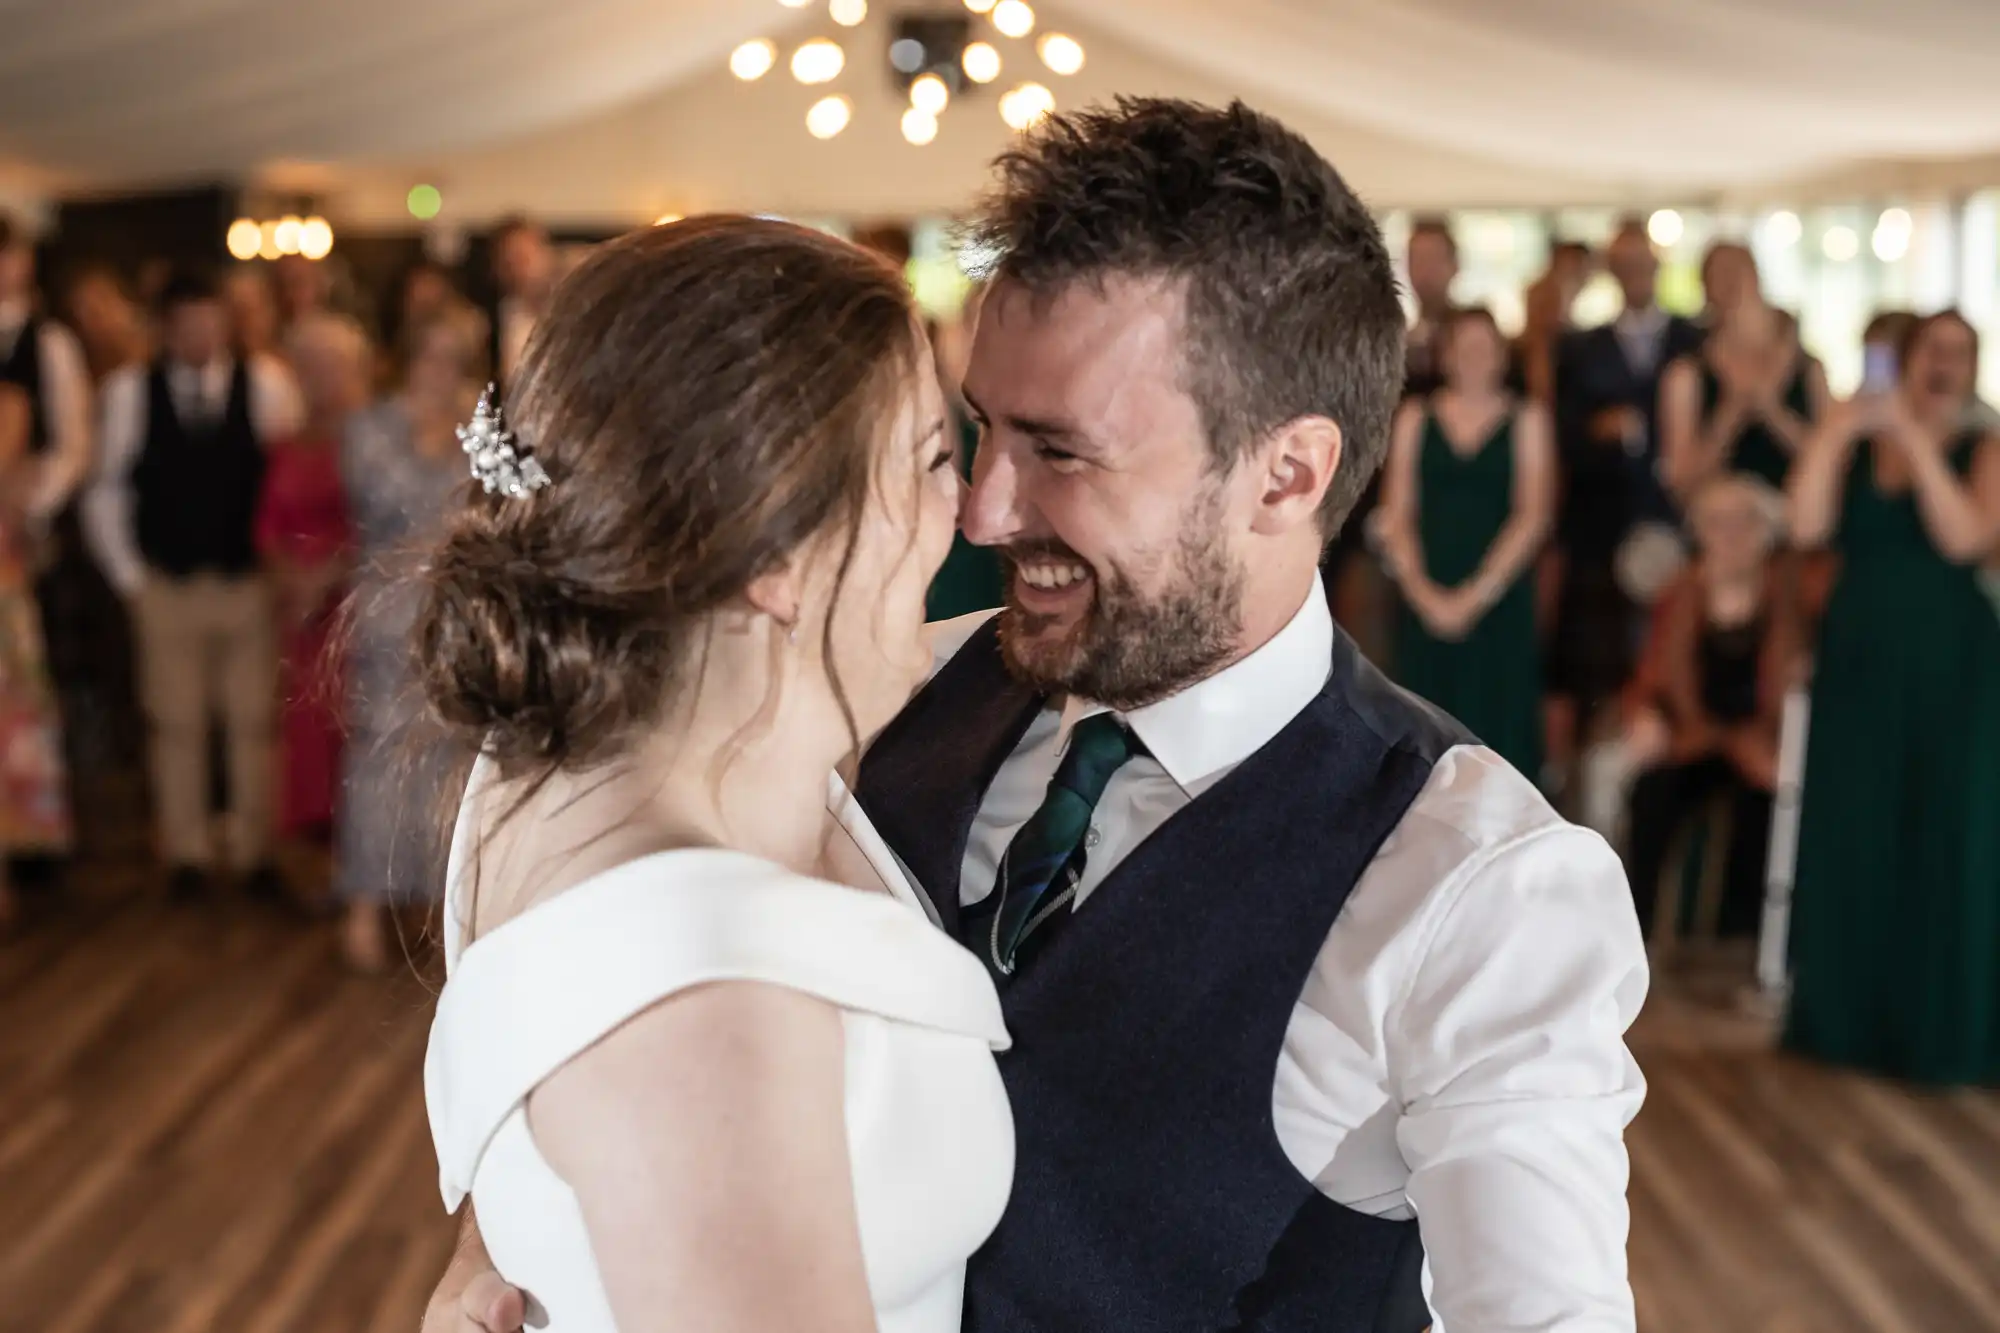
413 215 925 779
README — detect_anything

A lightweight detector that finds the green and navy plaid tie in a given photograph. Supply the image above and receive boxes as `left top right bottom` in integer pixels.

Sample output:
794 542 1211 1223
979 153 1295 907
974 713 1143 977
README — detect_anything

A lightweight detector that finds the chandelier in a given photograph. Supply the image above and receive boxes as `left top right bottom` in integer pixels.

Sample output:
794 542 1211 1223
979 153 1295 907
731 0 1085 143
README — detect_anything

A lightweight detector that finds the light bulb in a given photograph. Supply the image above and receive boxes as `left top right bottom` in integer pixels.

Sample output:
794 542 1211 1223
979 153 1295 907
1037 32 1083 75
226 219 262 262
910 73 950 116
406 184 443 220
1872 212 1912 263
1763 210 1801 249
962 40 1001 83
730 39 776 80
274 214 304 256
999 81 1054 131
829 0 866 25
257 222 283 262
298 217 334 261
902 108 939 146
1822 225 1859 263
964 0 996 12
992 0 1034 38
777 0 812 7
791 38 845 84
807 94 853 139
1646 209 1683 248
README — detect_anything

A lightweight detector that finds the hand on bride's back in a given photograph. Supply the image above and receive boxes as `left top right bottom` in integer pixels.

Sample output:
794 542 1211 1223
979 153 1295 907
421 1265 525 1333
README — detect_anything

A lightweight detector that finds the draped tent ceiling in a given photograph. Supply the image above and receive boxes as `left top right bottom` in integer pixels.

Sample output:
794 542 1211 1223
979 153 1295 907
3 0 2000 225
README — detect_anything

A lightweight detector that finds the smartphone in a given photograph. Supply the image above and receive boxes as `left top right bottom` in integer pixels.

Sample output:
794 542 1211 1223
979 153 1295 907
1861 342 1898 395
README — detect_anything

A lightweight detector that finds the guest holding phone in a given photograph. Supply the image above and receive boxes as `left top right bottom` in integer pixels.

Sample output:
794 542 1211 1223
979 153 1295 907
1783 310 2000 1085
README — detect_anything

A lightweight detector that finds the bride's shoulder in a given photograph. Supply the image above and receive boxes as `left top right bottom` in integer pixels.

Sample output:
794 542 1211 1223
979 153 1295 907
441 849 1007 1051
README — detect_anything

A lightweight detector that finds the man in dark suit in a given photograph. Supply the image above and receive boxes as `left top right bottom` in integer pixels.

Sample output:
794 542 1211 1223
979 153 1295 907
1548 218 1704 774
485 215 555 394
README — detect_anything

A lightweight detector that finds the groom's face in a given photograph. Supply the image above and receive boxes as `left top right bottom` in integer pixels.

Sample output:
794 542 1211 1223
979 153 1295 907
958 276 1248 710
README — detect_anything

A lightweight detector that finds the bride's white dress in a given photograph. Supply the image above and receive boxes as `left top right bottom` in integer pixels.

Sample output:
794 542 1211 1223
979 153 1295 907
424 762 1014 1332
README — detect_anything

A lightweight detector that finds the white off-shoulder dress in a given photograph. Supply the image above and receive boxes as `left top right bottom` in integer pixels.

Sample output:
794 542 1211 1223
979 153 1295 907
424 763 1014 1332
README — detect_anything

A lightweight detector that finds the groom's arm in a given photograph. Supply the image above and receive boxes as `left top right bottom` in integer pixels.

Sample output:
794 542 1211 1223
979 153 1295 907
422 1207 526 1333
1391 825 1649 1332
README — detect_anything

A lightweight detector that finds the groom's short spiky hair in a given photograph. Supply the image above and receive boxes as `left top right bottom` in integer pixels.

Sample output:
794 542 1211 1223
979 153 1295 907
965 97 1405 537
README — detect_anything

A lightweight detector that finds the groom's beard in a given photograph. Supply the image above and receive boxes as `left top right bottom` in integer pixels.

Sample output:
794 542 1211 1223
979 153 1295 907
997 499 1244 713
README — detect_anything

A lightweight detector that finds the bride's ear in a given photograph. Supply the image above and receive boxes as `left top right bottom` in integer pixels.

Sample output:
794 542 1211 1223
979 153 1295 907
742 562 804 636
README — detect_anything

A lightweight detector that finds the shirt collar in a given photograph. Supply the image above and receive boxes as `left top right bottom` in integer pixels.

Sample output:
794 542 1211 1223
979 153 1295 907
1061 573 1333 796
1617 304 1666 335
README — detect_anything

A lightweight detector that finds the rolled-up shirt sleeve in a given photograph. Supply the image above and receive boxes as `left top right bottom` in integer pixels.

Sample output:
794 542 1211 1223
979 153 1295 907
81 366 148 598
1391 825 1649 1333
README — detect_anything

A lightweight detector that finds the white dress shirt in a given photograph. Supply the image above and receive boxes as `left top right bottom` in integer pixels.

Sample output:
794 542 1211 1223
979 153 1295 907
1612 304 1669 379
921 580 1649 1333
82 354 304 597
0 299 94 520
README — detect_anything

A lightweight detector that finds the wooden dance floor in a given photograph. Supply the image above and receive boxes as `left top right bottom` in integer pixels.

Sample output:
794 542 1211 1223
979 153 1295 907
3 844 1998 1332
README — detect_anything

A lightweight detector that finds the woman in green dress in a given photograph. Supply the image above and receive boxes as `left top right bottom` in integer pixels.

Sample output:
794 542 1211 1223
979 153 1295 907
1380 307 1555 782
1660 247 1830 500
1783 310 2000 1085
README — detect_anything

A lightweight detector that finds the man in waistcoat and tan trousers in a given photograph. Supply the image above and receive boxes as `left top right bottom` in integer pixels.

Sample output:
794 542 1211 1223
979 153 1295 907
83 270 303 903
429 100 1648 1333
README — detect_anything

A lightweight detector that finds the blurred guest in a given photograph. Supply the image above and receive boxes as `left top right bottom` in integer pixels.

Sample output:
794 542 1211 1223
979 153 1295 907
2 217 102 846
225 266 281 361
335 311 479 971
1620 474 1794 942
1515 241 1591 405
1660 247 1829 498
82 270 304 901
1322 218 1458 657
273 253 331 336
1783 310 2000 1084
1401 216 1459 398
255 314 364 846
486 215 554 391
1381 307 1555 780
60 264 150 383
1548 219 1705 777
1698 241 1756 328
381 258 466 377
0 217 94 531
0 385 74 928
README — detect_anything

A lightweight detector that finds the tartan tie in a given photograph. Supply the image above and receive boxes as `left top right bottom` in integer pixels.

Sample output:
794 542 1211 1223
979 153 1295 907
974 712 1142 977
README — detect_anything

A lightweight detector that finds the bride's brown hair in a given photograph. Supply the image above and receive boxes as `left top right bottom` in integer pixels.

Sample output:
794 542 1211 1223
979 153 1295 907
416 214 923 775
396 216 924 942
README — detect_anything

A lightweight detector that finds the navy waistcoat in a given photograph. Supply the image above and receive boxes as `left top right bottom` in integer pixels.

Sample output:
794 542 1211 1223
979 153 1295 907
856 616 1467 1333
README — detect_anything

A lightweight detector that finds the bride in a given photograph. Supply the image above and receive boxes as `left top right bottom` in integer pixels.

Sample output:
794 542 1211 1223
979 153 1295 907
419 216 1012 1332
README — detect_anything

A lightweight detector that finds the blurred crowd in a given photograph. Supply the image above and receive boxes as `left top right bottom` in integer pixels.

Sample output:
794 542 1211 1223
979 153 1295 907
1 205 1994 1082
0 212 560 971
1315 215 2000 1087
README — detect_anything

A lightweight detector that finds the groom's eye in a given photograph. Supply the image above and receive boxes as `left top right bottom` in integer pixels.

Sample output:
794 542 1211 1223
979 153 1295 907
1034 441 1079 464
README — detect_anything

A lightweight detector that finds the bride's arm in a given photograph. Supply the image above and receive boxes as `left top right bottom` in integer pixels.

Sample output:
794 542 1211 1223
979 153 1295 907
529 981 880 1333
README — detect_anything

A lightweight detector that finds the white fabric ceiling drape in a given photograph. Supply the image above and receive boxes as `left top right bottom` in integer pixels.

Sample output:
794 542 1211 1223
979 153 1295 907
2 0 1997 216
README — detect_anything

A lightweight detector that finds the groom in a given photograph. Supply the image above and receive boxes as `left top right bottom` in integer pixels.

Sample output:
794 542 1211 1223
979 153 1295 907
427 98 1647 1332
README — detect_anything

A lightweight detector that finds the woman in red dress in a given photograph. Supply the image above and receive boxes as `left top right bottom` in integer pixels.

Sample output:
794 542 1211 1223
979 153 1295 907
255 314 364 844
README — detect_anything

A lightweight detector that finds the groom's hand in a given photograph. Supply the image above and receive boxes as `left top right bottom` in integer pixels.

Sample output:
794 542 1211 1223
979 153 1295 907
421 1269 524 1333
422 1211 526 1333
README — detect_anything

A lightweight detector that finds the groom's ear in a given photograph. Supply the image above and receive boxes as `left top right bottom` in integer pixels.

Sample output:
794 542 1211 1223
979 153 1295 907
1249 414 1341 536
